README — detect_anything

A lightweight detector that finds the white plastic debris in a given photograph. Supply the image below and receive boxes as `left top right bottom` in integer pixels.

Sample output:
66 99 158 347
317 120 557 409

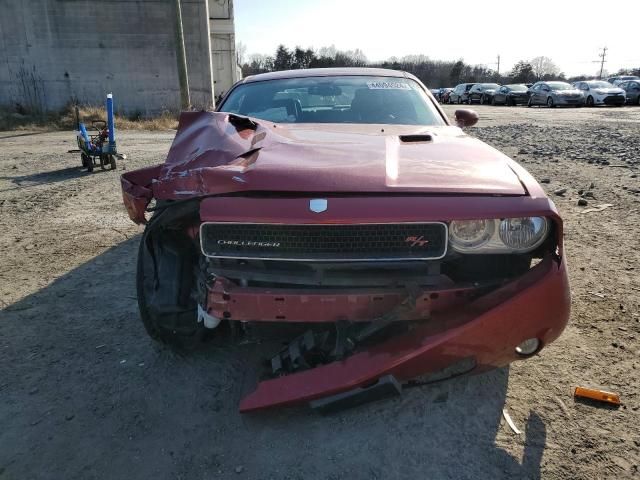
197 304 221 329
502 408 521 435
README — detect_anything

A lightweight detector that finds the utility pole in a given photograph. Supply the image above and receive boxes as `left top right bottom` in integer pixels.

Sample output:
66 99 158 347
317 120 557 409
174 0 191 110
598 47 608 79
496 54 501 77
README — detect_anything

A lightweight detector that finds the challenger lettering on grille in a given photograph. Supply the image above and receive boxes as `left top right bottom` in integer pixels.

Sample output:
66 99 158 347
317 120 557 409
201 223 447 261
218 240 281 248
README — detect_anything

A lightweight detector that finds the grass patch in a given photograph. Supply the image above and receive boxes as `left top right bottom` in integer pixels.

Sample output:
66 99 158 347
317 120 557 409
0 104 179 132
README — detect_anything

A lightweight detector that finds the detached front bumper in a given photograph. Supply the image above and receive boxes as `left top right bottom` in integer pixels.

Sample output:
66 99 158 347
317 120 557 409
226 255 570 412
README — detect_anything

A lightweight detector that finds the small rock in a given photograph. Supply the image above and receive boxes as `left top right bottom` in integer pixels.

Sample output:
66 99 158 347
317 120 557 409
540 178 551 184
554 188 567 196
65 414 75 421
28 387 39 395
589 182 595 189
578 199 588 206
630 174 637 178
235 466 244 474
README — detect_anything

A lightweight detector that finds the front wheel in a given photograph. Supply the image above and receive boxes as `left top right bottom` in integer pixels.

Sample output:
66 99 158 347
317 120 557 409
586 96 594 107
547 97 555 108
527 97 533 108
136 230 209 351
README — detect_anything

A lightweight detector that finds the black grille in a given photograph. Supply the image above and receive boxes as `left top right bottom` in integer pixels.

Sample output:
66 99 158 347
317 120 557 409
604 95 625 105
201 223 447 261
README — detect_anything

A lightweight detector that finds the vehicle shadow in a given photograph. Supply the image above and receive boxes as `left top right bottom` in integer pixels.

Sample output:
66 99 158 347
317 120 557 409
0 165 104 190
0 237 546 480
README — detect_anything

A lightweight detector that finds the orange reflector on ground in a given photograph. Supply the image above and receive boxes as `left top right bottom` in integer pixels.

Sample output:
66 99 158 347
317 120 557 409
574 387 621 406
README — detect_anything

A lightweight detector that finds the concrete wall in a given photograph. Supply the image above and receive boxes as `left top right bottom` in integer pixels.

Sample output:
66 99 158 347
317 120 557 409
208 0 240 100
0 0 215 115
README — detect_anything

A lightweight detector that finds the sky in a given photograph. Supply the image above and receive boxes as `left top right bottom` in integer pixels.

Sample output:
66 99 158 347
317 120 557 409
233 0 639 78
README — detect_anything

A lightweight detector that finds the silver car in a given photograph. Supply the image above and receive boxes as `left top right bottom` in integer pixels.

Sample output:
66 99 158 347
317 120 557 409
573 80 626 107
527 81 585 108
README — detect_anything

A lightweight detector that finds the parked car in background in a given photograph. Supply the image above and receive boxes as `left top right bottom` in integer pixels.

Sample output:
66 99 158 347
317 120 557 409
619 80 640 105
492 84 529 106
440 88 453 104
528 81 585 108
468 83 501 104
607 75 640 86
449 83 475 104
430 88 441 100
572 80 625 107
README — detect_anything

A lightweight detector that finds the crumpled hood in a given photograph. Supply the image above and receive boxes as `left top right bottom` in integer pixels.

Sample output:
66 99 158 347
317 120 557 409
145 111 526 199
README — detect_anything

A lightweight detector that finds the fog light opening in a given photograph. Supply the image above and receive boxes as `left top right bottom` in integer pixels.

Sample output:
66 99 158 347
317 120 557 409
515 338 541 356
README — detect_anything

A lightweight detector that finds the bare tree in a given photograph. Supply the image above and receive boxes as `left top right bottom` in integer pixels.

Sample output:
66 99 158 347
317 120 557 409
236 41 247 66
530 56 560 79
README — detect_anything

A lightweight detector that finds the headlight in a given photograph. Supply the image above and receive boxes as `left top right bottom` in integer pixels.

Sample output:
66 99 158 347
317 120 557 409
449 217 549 254
499 217 549 251
449 219 495 251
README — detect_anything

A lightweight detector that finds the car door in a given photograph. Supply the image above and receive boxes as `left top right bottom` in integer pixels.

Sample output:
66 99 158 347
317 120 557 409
451 85 460 102
630 82 640 102
538 83 550 103
496 86 507 104
530 84 541 104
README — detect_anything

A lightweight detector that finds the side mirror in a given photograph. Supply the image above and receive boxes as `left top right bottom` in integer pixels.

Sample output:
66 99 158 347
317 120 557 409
455 109 479 128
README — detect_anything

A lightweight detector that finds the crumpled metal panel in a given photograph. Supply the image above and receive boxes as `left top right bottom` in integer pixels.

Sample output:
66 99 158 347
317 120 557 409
121 111 531 224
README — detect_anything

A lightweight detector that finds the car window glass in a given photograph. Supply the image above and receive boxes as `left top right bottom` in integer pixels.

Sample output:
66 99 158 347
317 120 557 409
221 76 445 126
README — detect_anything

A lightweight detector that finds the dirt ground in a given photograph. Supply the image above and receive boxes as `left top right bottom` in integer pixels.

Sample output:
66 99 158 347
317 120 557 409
1 105 639 479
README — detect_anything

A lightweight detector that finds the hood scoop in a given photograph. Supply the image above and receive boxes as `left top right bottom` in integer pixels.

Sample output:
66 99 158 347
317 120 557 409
399 134 433 143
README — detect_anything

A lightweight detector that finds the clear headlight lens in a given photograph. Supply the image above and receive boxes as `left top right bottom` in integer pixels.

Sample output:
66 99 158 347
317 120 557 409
449 219 495 251
449 217 550 254
499 217 548 250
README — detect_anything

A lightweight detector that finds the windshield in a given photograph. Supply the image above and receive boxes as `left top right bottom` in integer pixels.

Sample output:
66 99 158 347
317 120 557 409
507 84 527 91
219 76 444 126
548 82 573 91
587 81 613 88
480 84 500 90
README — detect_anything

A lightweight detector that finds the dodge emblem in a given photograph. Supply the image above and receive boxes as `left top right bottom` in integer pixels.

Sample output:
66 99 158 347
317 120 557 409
309 199 327 213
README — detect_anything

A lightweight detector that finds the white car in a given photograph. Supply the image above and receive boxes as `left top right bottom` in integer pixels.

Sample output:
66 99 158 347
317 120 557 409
573 80 626 107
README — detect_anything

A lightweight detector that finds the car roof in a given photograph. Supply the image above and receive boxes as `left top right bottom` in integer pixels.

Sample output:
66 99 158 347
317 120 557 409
239 67 420 84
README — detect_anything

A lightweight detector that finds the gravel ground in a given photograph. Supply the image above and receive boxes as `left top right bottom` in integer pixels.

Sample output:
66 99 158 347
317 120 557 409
1 105 639 479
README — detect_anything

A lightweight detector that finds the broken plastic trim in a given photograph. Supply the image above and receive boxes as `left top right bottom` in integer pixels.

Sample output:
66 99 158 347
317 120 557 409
309 375 403 414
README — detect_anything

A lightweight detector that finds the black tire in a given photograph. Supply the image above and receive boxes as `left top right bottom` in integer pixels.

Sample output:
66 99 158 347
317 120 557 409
505 97 511 106
491 96 496 105
480 95 485 105
99 154 108 171
81 153 89 168
547 97 555 108
586 96 594 107
457 97 462 104
87 156 94 172
109 154 117 170
527 97 533 108
136 231 208 351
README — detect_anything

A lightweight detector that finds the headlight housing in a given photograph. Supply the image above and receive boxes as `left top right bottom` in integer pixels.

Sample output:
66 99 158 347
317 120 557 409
449 217 549 253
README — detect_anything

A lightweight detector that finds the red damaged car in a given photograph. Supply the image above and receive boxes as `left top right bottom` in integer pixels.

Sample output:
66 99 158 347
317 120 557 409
121 68 570 413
